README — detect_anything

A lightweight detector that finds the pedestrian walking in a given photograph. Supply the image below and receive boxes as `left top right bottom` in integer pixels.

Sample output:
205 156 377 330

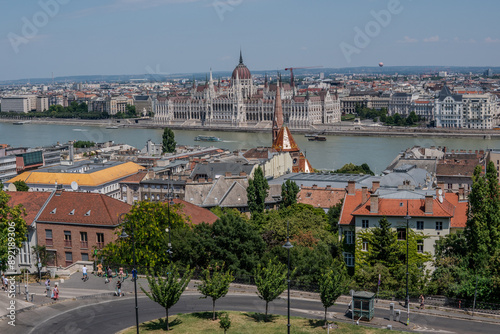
97 263 103 277
2 274 7 291
53 283 59 300
45 279 51 297
82 265 88 281
116 280 122 297
419 294 425 309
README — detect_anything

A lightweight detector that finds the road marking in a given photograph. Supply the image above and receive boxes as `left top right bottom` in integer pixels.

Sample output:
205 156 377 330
413 325 455 333
27 296 143 334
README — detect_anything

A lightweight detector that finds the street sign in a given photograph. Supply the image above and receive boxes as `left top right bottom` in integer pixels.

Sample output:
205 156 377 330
38 262 42 268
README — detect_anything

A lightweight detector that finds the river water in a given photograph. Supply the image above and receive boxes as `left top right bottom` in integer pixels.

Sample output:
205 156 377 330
1 122 498 174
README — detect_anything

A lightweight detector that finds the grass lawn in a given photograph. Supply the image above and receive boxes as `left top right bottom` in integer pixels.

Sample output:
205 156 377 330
119 311 404 333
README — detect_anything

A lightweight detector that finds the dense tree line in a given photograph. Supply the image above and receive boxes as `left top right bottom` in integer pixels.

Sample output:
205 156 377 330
355 104 422 126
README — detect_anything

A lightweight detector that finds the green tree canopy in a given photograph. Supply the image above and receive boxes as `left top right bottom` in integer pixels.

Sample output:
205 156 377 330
0 189 28 271
254 258 287 321
162 127 176 153
197 265 234 320
281 180 299 208
141 264 193 331
13 180 29 192
334 163 374 175
247 166 269 214
319 262 348 325
99 201 187 268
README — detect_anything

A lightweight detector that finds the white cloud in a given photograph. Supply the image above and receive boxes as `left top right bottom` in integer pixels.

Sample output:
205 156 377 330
397 36 418 43
485 37 500 43
423 35 439 43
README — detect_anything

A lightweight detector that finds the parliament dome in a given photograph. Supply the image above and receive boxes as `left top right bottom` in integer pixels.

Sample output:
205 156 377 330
232 51 251 80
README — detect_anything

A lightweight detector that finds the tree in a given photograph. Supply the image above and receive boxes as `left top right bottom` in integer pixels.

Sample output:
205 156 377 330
141 264 193 331
281 180 299 208
31 245 54 279
13 180 29 192
368 217 398 266
219 313 231 333
319 264 347 325
209 212 265 277
197 265 234 320
254 258 287 321
247 166 269 214
99 201 187 268
334 163 374 176
0 189 28 271
465 165 493 271
162 127 176 153
327 200 343 234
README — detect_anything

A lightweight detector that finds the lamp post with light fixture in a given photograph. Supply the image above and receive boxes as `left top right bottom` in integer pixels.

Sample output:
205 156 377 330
283 220 293 334
119 213 139 334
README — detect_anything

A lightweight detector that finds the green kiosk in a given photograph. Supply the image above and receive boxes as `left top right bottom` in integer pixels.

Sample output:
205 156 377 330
352 291 375 321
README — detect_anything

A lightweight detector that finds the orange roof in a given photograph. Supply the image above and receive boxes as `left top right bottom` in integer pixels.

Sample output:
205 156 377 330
444 193 468 228
7 192 52 226
272 126 299 152
37 191 131 226
340 189 462 225
170 199 218 225
8 162 144 187
298 187 345 208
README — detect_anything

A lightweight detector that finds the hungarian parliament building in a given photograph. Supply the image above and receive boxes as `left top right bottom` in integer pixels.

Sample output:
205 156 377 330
153 52 341 128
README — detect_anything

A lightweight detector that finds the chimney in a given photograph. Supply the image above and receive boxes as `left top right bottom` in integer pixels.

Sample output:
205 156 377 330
312 184 318 189
372 180 380 193
225 172 231 177
239 171 247 176
437 182 445 191
425 195 433 214
207 178 213 183
370 194 379 213
458 187 464 200
325 185 331 190
362 187 368 203
347 180 355 195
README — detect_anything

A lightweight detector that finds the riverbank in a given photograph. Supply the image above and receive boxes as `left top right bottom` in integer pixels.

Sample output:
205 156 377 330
1 116 498 139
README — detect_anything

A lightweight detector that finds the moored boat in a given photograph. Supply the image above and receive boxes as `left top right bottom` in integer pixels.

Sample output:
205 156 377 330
194 135 222 142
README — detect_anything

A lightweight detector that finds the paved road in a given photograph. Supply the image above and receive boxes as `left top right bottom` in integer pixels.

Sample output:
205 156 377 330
2 292 499 334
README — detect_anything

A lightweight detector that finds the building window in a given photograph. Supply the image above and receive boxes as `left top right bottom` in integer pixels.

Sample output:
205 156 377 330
344 231 354 245
416 221 424 230
64 231 72 247
81 253 89 261
362 220 369 228
343 252 354 267
80 232 88 249
97 233 104 249
65 252 73 266
417 240 424 253
397 228 406 241
436 221 443 230
362 239 369 251
45 229 53 247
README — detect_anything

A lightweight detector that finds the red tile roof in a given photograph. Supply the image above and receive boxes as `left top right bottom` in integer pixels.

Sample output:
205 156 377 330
119 171 147 184
170 199 218 225
7 191 52 226
298 187 345 209
37 191 131 226
339 190 463 226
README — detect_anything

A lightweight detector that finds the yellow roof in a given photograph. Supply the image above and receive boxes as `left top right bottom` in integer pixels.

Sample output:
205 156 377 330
8 162 144 187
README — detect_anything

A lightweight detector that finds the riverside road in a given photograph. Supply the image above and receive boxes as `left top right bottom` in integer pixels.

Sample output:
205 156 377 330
3 293 499 334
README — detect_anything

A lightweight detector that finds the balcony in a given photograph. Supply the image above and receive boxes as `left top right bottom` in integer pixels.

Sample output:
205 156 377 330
64 240 72 247
96 242 104 249
80 241 88 249
45 239 53 247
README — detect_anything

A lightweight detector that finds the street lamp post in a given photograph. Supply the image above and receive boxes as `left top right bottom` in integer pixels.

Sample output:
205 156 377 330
404 201 411 326
166 180 174 261
282 220 293 334
120 214 139 334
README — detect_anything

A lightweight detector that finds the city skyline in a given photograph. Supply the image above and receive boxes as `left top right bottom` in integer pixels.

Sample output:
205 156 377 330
2 0 500 81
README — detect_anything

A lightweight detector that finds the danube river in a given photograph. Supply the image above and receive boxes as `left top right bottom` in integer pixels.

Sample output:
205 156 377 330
1 122 498 174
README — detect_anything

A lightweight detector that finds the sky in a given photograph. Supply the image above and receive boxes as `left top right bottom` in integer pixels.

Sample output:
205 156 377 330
1 0 500 81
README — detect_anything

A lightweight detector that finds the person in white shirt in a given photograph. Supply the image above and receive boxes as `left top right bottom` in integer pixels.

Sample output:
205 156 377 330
82 265 88 281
